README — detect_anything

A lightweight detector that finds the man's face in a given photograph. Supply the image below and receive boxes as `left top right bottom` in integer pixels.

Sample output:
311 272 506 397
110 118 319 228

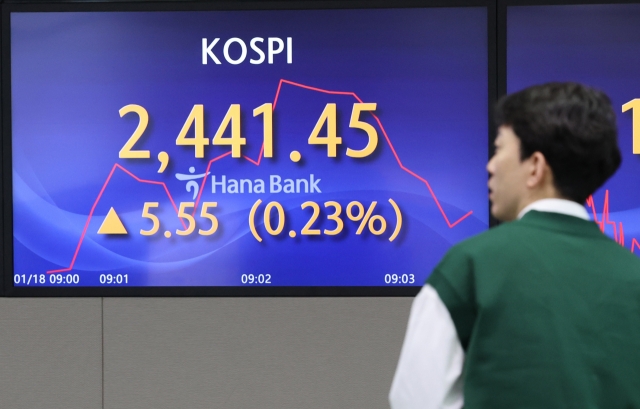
487 126 531 221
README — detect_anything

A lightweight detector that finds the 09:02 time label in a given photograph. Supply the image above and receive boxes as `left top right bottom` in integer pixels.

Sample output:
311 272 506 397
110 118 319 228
241 274 271 285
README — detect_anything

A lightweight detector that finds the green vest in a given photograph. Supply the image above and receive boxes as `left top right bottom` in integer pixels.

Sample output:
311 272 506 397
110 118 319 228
427 211 640 409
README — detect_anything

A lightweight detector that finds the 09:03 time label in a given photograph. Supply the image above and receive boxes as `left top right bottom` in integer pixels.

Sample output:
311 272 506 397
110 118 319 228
384 274 415 285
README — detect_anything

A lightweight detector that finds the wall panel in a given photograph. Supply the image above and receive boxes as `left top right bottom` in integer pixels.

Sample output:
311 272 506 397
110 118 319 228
0 298 102 409
103 298 411 409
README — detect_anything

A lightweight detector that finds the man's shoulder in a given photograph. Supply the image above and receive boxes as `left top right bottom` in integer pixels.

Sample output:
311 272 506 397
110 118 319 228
447 219 526 257
430 223 519 280
446 212 640 270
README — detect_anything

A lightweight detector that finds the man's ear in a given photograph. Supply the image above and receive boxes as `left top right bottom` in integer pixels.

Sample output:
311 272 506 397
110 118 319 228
525 151 549 189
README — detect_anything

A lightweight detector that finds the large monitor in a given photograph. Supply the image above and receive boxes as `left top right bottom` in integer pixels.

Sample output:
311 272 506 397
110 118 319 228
3 1 493 295
505 1 640 256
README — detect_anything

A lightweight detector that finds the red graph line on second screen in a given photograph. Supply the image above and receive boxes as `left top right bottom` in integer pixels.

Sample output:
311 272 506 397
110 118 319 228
586 190 640 253
49 79 474 274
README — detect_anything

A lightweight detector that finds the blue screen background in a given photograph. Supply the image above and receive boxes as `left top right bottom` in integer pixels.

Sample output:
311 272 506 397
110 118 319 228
11 8 489 286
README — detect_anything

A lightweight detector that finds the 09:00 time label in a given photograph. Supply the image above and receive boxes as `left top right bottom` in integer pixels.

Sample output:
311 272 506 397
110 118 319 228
15 273 81 285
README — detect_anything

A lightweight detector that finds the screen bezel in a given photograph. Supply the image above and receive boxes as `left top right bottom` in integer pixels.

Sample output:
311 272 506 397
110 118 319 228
1 0 496 297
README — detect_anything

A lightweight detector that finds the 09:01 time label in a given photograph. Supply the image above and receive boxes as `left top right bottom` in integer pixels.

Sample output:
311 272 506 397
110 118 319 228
100 274 129 285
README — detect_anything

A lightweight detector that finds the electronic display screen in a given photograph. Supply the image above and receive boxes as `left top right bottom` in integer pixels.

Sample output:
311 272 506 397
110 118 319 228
508 3 640 255
6 5 490 292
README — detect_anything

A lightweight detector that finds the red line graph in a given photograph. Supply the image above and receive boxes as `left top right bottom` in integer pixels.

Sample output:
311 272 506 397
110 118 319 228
194 79 473 227
586 190 640 253
47 164 183 274
47 79 474 274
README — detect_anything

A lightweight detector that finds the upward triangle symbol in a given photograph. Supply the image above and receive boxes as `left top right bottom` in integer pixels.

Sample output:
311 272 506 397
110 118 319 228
98 207 128 235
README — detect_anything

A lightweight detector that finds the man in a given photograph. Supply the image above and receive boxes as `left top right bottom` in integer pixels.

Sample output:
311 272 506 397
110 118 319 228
389 83 640 409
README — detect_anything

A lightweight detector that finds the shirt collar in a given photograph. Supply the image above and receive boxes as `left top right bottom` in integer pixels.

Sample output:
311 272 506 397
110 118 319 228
517 198 589 220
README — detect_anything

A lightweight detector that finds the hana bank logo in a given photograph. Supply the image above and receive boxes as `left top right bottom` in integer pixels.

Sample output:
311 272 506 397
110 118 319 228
175 167 210 200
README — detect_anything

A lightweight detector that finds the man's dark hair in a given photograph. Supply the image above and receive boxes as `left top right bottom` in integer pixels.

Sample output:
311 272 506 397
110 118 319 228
495 82 621 203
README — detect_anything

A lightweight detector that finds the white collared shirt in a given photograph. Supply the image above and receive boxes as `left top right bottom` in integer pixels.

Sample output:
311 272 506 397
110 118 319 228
389 199 589 409
517 198 589 220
